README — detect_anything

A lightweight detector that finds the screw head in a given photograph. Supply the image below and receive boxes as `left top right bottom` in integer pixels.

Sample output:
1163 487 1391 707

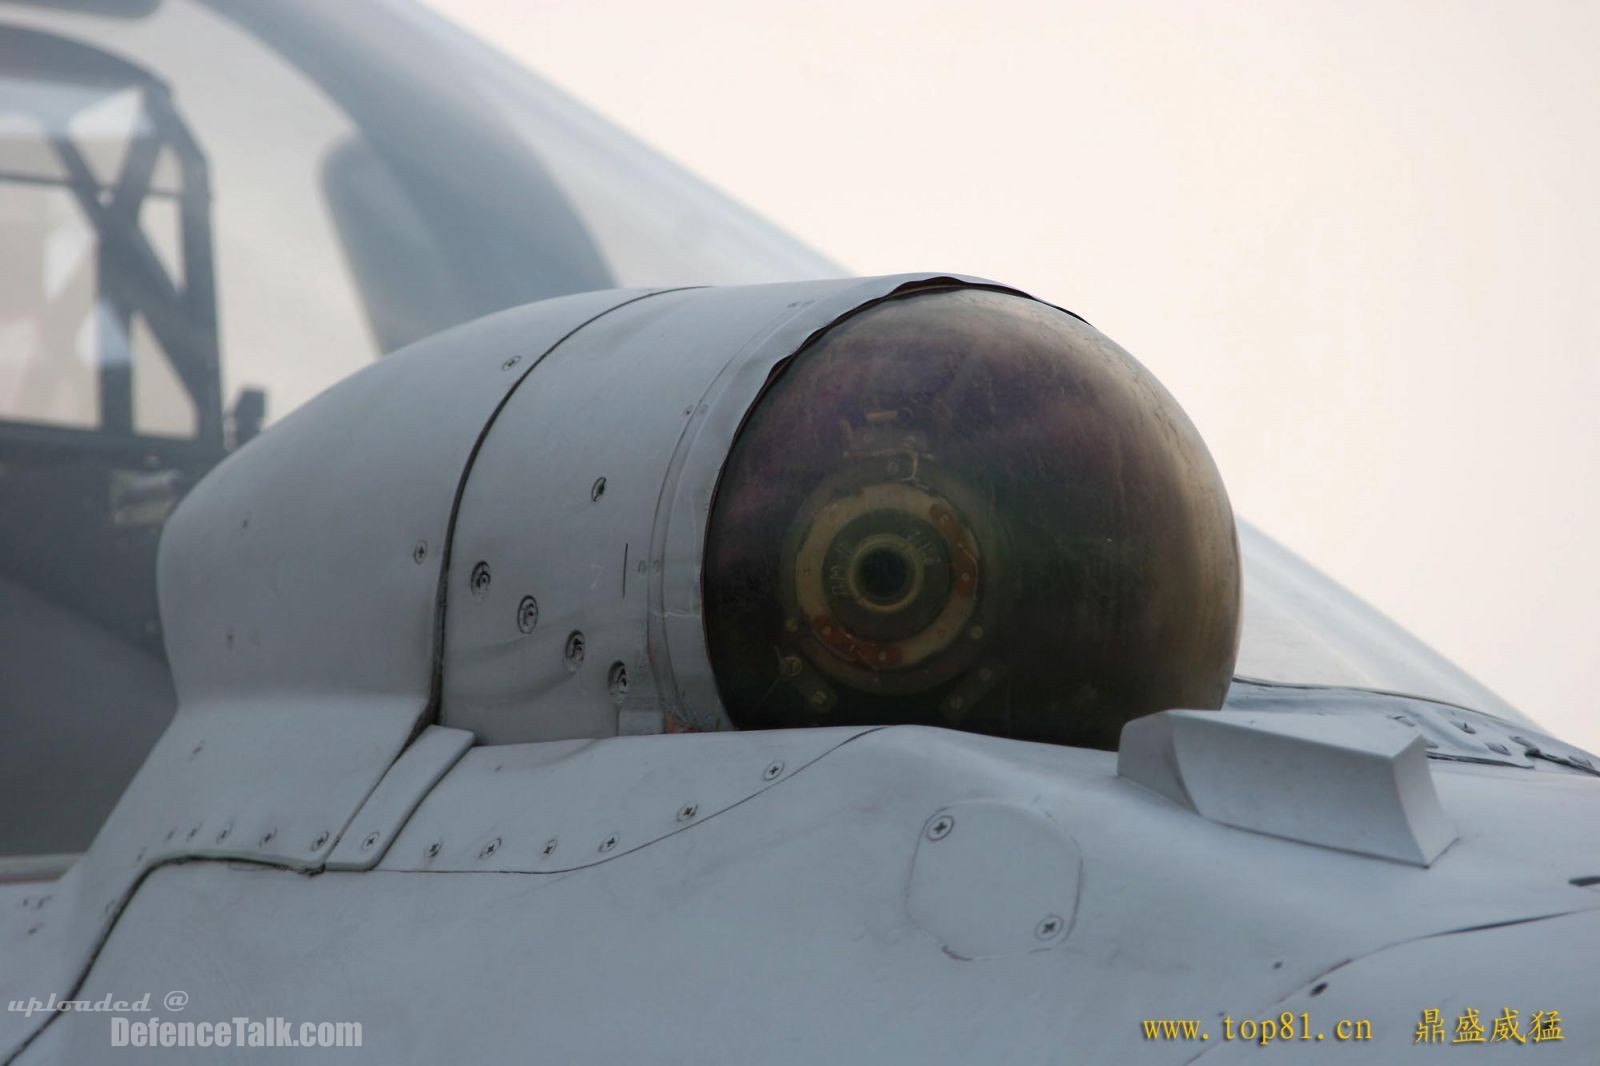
361 832 381 851
259 829 276 847
677 803 699 822
469 561 492 596
763 760 785 781
310 831 329 851
215 825 231 843
599 834 618 853
517 595 540 634
1035 914 1064 940
925 814 955 841
425 841 441 859
412 540 428 564
541 838 558 857
607 661 629 702
502 355 522 370
564 631 586 669
590 476 607 502
479 837 501 859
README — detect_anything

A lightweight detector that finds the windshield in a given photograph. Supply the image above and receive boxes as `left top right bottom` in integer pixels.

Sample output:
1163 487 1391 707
0 0 1552 859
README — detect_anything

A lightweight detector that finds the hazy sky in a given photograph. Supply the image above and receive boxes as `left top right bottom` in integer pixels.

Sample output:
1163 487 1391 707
430 0 1600 751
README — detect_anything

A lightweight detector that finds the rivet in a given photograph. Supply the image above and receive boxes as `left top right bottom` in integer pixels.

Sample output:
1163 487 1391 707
925 813 955 841
599 834 618 853
541 838 558 857
607 662 629 702
310 831 329 851
412 540 428 564
677 803 699 822
479 838 501 859
361 832 381 850
469 561 492 596
517 596 539 634
564 631 586 669
763 760 785 781
1035 914 1063 940
590 476 607 502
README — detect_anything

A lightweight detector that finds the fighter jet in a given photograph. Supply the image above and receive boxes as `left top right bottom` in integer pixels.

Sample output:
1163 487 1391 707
1 1 1594 1062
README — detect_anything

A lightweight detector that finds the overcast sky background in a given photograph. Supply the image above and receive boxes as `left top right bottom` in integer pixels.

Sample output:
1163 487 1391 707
430 0 1600 751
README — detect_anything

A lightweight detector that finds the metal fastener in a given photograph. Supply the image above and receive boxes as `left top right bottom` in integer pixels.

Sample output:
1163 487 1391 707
607 662 629 702
564 631 586 668
925 814 955 841
362 832 381 851
517 595 540 634
590 476 607 502
763 760 785 781
599 834 618 854
310 831 330 850
469 561 492 596
677 803 699 823
479 838 501 859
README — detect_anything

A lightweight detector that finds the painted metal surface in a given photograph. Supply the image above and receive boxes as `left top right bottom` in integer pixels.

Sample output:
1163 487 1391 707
157 286 654 710
3 289 660 1059
1119 709 1456 866
324 727 474 872
906 800 1082 960
379 727 872 874
16 724 1598 1063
